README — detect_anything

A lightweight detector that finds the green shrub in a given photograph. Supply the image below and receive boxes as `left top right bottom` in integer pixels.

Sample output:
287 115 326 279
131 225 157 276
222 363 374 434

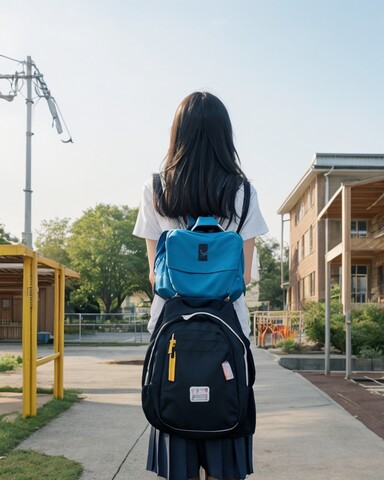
351 304 384 355
276 338 301 353
303 302 326 344
304 301 384 355
0 355 22 372
357 346 383 359
353 303 384 324
330 312 346 353
303 300 345 352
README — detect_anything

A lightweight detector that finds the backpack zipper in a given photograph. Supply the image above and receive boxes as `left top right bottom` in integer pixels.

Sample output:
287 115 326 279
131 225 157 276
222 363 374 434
144 318 180 385
168 333 176 382
144 312 248 386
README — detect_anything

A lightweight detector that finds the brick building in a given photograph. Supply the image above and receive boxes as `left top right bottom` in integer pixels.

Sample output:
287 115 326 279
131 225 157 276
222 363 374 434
278 153 384 310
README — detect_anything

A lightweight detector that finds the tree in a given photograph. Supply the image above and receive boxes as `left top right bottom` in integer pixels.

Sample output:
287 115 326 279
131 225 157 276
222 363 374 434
35 217 100 312
35 217 71 265
67 204 151 313
67 281 100 313
0 224 18 244
255 237 287 310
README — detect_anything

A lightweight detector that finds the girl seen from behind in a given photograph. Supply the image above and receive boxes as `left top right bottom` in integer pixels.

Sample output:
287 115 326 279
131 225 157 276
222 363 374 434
134 91 268 480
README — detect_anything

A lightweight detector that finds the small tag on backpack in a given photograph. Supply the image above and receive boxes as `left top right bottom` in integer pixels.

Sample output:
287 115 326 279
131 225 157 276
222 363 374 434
190 386 210 402
198 243 208 261
222 361 234 380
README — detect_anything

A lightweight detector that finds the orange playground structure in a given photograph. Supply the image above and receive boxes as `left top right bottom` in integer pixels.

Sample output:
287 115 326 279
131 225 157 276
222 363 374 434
253 311 304 347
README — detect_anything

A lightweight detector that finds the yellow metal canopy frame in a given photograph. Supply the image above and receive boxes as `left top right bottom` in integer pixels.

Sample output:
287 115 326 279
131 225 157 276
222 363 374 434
0 244 79 416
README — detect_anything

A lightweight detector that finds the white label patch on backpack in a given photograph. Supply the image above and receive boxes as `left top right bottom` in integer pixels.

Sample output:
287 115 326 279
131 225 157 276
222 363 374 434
190 386 210 402
221 361 235 380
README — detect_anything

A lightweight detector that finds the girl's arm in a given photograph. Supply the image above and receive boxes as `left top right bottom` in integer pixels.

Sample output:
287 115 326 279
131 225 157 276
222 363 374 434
146 239 158 291
243 238 255 286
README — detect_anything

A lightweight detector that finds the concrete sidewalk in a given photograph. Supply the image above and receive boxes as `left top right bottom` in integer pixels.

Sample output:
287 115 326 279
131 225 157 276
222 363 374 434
1 344 383 479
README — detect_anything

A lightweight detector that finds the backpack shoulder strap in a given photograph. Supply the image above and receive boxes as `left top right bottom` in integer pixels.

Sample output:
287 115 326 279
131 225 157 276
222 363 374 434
236 180 251 234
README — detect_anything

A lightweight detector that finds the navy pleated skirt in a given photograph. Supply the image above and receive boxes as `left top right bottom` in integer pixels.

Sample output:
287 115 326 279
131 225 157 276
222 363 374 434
147 427 253 480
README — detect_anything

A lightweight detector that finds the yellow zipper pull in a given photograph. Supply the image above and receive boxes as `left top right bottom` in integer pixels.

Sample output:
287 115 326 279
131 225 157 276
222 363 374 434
168 334 176 382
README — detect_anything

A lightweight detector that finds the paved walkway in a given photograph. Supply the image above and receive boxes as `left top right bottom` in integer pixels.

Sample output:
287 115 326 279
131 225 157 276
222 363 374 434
1 344 383 479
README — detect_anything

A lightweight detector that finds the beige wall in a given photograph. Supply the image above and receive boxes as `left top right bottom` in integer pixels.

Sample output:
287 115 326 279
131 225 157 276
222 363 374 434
286 170 384 310
288 179 318 309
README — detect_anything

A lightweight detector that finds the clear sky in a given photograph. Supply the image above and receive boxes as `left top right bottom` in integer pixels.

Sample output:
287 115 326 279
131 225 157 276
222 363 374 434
1 0 383 244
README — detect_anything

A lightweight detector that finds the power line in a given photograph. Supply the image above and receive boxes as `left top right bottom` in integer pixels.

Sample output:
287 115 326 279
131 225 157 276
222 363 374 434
0 53 24 64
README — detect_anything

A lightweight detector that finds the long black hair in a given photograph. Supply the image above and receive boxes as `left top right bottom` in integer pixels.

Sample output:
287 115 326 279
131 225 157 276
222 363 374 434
154 92 247 224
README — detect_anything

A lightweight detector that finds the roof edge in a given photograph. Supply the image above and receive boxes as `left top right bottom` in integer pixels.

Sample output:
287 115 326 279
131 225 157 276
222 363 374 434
277 153 384 215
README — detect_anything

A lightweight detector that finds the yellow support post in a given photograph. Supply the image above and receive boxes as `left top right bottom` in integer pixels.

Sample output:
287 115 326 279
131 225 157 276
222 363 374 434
22 256 32 417
57 266 66 398
53 269 60 398
0 244 79 415
30 252 38 416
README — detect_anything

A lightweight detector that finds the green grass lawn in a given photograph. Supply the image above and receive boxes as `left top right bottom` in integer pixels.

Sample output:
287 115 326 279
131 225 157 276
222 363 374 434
0 450 83 480
0 388 83 480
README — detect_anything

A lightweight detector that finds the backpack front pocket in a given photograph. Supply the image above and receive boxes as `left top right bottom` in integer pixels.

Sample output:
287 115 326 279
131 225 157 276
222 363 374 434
160 325 240 434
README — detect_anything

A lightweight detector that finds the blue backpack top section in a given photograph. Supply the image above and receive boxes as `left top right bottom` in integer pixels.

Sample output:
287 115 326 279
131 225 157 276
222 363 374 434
154 216 245 302
152 173 251 303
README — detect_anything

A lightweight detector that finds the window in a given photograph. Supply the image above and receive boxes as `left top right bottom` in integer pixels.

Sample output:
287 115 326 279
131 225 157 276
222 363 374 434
300 201 305 219
310 182 315 206
306 187 311 212
299 278 305 301
351 220 367 238
292 243 298 266
304 227 314 257
351 265 368 303
302 273 316 299
378 266 383 295
0 297 11 322
310 272 315 297
295 199 306 225
2 299 10 308
309 225 313 253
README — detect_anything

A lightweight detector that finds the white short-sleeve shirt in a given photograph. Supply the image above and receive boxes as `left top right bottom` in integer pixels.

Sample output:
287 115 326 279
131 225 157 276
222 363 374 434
133 177 268 336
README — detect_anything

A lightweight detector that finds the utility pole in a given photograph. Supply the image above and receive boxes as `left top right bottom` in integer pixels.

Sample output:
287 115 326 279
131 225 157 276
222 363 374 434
24 56 33 248
0 54 70 248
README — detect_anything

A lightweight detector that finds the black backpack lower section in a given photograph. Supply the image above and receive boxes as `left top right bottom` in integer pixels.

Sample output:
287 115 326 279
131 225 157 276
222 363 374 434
141 297 256 439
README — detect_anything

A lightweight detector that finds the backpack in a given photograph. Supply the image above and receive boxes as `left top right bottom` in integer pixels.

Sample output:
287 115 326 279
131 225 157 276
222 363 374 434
153 174 251 302
141 297 256 439
141 174 256 439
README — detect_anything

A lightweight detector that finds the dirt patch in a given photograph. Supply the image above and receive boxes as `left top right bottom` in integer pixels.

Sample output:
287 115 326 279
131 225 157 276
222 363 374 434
104 359 144 366
301 372 384 440
0 393 52 416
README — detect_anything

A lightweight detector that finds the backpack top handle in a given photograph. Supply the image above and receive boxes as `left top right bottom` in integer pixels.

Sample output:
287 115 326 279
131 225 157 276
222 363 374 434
190 217 224 232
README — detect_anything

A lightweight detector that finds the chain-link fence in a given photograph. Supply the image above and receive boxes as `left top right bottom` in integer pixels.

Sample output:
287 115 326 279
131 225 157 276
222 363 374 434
64 310 151 344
